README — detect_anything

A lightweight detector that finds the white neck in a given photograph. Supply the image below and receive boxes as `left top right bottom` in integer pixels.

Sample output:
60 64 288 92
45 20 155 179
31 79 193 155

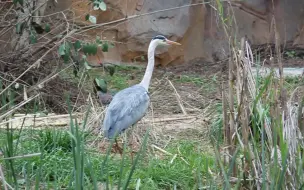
139 40 158 91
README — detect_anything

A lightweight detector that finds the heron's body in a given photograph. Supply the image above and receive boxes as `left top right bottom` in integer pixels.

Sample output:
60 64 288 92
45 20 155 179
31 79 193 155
103 85 149 138
102 35 181 139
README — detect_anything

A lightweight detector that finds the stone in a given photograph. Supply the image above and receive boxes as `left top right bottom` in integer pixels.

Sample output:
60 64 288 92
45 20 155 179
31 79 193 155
48 0 304 66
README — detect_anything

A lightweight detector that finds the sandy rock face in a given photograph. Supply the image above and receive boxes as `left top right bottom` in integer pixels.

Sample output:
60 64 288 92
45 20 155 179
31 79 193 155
50 0 304 66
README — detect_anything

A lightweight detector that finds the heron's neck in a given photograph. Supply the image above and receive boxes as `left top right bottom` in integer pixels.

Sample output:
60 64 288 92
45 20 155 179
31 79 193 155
139 41 158 91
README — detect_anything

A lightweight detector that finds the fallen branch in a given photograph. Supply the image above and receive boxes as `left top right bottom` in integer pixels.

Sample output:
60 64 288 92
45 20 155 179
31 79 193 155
142 115 200 123
0 113 84 129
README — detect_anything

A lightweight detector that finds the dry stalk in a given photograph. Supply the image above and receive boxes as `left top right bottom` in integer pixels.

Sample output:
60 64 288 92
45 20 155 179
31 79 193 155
0 29 75 97
228 53 237 176
222 81 229 166
0 164 10 190
151 144 172 156
167 80 187 115
243 42 273 148
0 93 40 121
2 153 41 160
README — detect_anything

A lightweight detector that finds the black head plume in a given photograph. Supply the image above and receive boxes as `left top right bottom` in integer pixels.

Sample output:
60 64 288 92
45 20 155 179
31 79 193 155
152 35 166 41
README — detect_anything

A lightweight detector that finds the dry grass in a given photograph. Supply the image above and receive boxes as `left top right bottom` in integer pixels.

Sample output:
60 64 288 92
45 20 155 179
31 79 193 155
83 75 214 156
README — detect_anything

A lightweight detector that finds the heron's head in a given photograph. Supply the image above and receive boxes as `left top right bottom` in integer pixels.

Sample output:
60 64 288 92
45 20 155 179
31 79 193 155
152 35 181 46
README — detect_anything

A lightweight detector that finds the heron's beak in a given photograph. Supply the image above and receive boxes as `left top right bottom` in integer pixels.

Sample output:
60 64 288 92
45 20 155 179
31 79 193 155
166 40 181 46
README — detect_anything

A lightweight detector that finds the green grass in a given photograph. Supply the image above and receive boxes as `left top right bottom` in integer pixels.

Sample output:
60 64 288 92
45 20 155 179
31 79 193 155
283 76 304 90
174 74 219 94
0 129 216 189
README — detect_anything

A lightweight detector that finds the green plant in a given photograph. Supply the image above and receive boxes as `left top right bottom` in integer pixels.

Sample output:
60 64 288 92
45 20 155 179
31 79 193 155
59 36 115 76
211 1 304 189
38 129 72 153
0 95 154 189
285 50 296 58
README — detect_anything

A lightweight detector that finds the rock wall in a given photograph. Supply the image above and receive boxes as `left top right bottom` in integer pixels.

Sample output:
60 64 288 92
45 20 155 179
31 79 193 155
49 0 304 66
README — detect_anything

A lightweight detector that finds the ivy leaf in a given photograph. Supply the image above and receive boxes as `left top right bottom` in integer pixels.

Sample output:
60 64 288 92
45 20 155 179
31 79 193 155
44 23 50 32
89 15 96 24
30 33 37 44
13 0 23 6
85 14 90 21
63 54 70 63
16 23 23 34
99 1 107 11
65 42 71 56
91 44 98 55
96 36 102 44
93 4 99 10
84 61 92 70
95 77 107 91
82 43 98 55
58 44 66 56
74 40 81 50
105 65 115 76
101 43 108 52
59 42 71 63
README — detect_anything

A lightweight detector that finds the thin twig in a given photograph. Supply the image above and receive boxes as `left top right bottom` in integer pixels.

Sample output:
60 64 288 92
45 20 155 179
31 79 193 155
0 30 75 96
0 94 40 121
168 80 187 115
2 153 41 160
0 164 9 190
151 144 173 156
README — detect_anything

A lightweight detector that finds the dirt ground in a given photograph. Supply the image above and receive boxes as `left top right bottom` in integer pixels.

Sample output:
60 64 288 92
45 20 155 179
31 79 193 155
88 59 224 154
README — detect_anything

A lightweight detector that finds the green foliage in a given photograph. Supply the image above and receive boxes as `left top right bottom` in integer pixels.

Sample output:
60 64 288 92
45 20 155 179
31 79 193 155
96 36 115 52
83 61 92 70
101 42 109 52
13 0 23 6
89 15 97 24
91 0 107 11
16 22 25 34
58 37 115 76
38 129 72 153
82 43 98 55
285 50 296 58
85 14 90 21
44 23 50 33
95 77 108 92
58 42 72 63
29 30 37 44
0 128 215 189
108 74 129 90
73 40 82 50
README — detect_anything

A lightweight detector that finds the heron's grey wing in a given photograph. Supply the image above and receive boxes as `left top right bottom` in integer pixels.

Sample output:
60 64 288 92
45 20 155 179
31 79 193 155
103 85 150 138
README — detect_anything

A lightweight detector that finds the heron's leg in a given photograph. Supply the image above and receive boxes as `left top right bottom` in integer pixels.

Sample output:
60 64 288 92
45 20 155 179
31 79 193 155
130 125 138 163
114 138 123 156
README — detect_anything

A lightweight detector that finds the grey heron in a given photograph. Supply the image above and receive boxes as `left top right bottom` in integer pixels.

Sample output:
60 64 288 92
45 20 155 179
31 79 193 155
102 35 181 150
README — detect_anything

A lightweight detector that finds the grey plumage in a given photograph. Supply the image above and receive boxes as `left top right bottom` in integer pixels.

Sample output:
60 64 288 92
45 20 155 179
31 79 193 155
103 85 149 139
102 35 181 140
